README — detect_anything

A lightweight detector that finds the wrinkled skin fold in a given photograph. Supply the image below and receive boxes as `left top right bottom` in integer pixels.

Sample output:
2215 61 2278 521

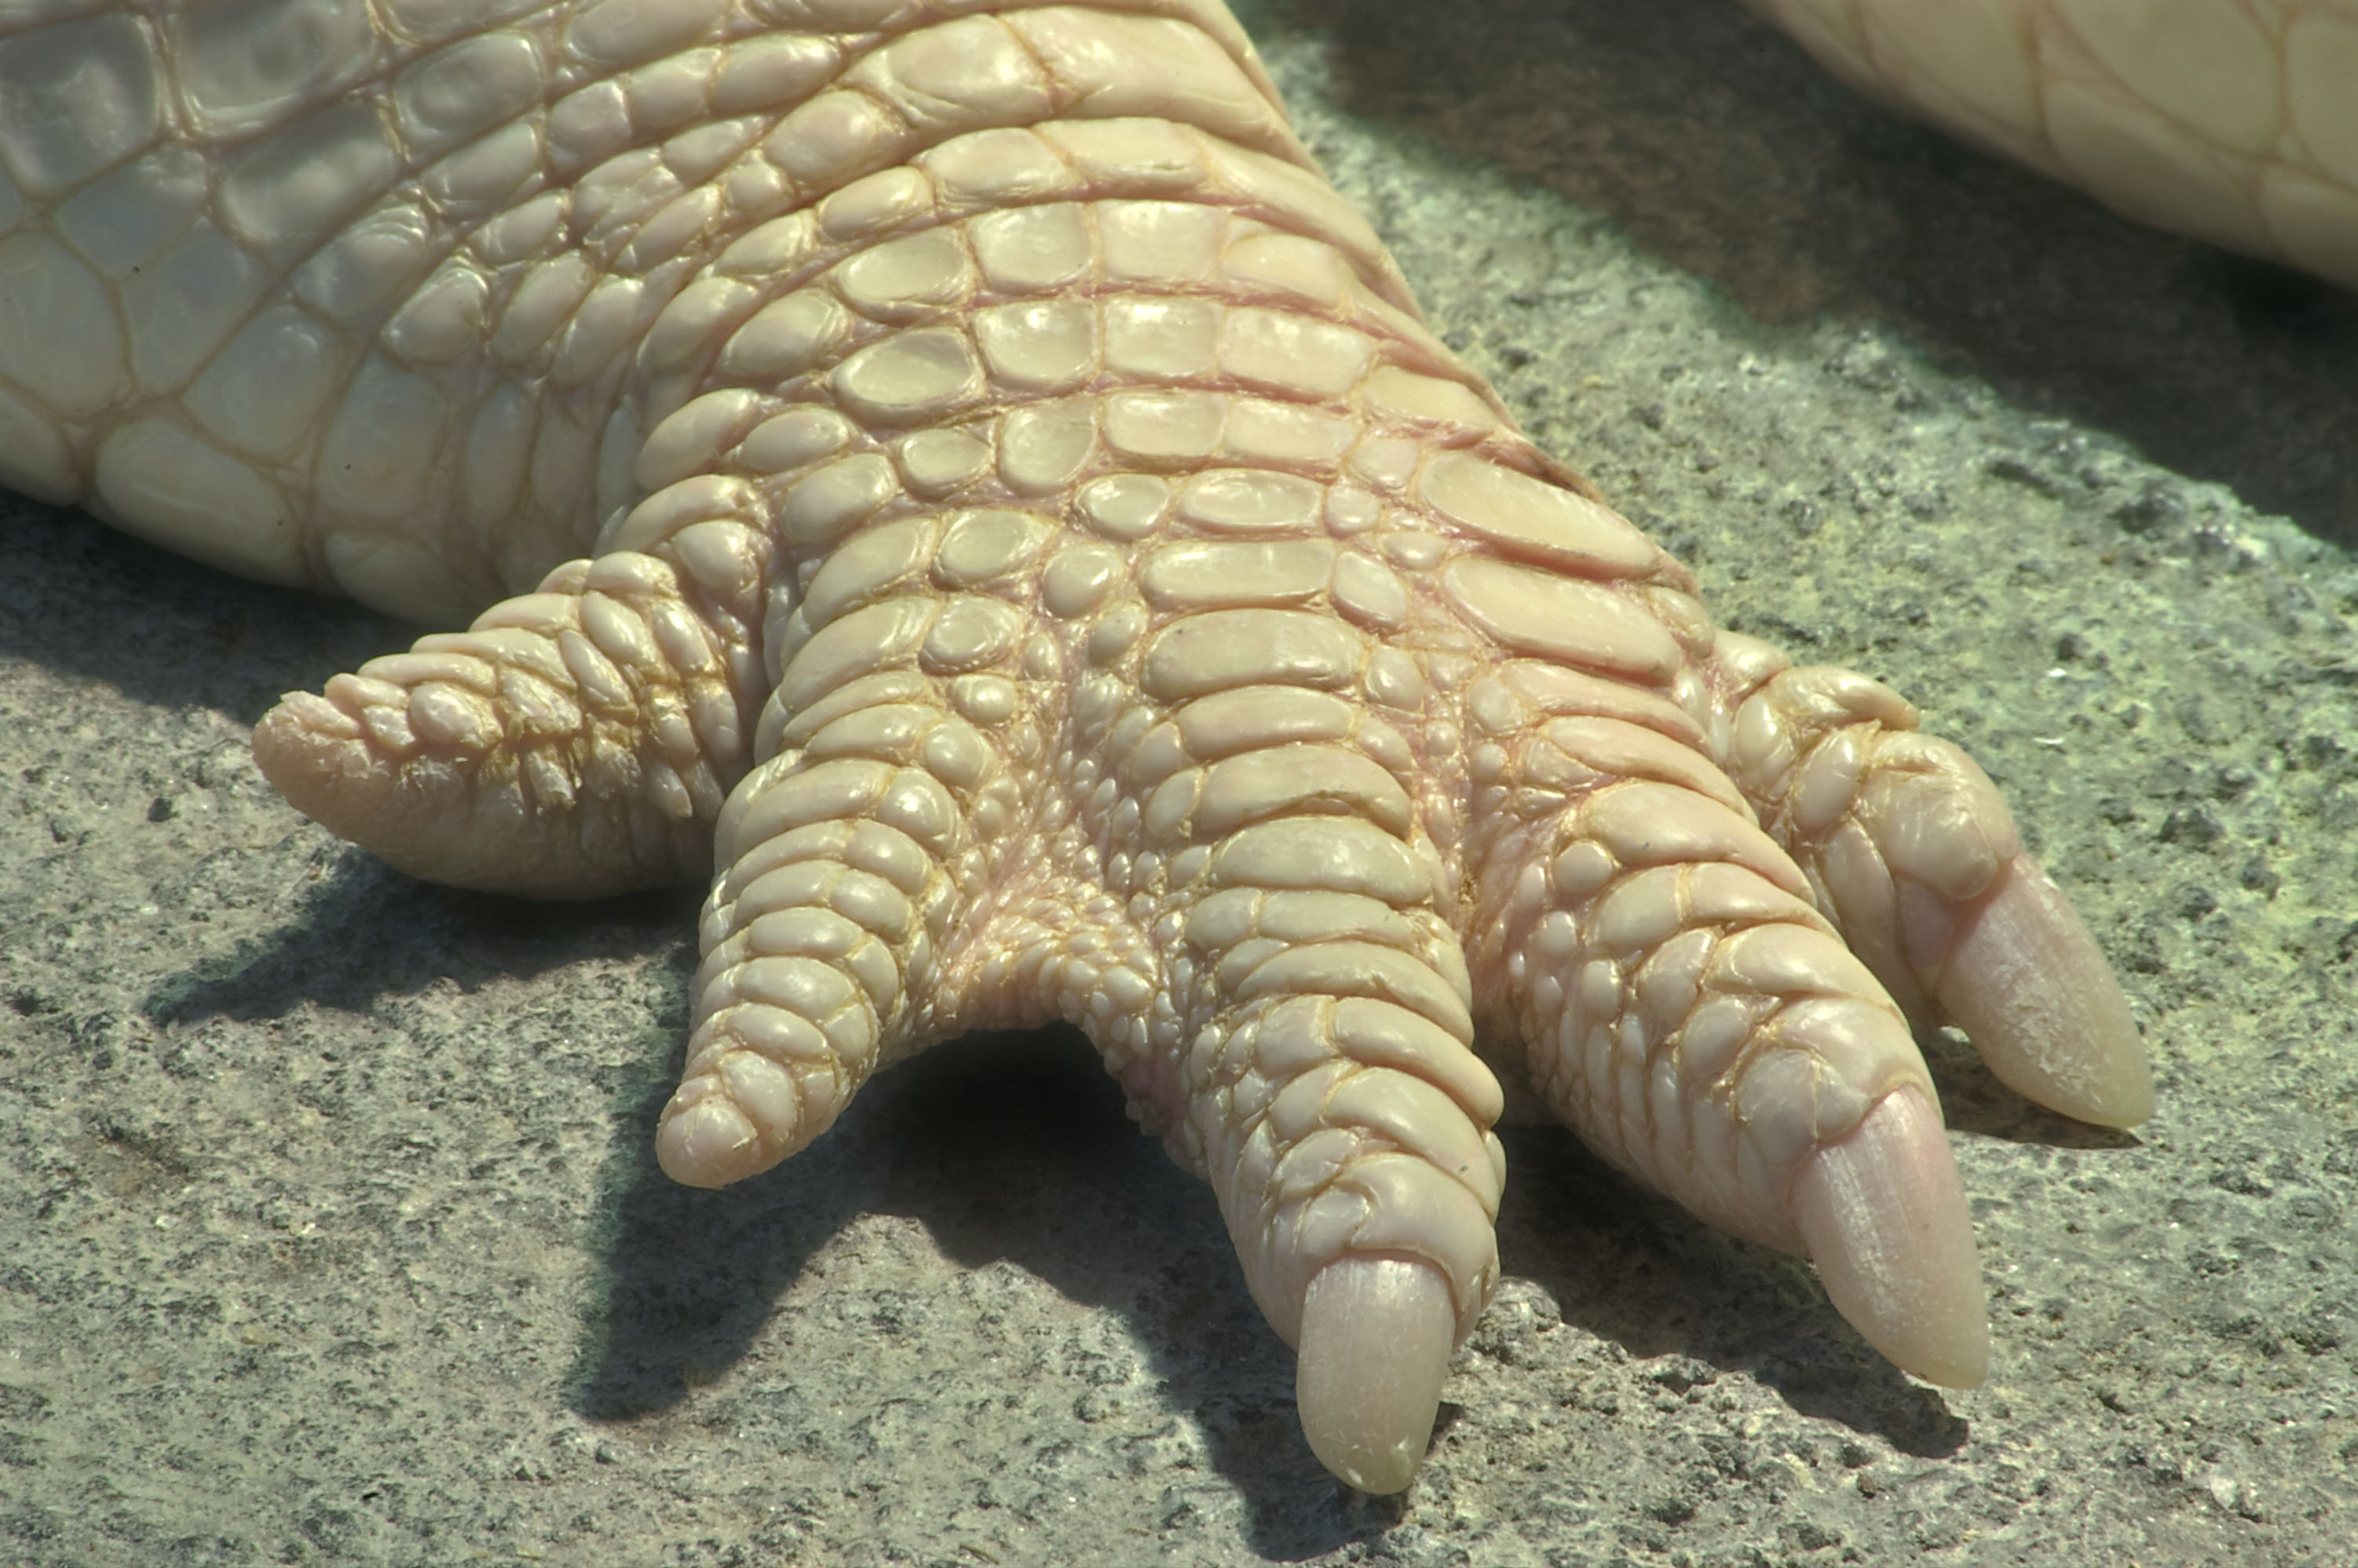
0 0 2220 1492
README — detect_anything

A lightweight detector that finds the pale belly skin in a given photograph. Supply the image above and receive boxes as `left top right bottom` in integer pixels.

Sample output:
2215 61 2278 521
4 0 2338 1509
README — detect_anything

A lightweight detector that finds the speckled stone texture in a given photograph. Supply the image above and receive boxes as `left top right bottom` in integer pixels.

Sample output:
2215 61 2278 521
3 1 2355 1563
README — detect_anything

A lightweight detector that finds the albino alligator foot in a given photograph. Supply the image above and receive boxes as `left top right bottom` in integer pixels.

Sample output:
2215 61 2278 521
0 0 2175 1493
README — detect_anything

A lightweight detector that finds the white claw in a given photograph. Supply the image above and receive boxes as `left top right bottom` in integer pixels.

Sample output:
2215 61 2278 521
1932 853 2155 1130
1792 1084 1989 1389
1294 1255 1457 1493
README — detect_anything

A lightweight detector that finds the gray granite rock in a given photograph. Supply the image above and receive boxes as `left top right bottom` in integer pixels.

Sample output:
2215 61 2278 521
2 2 2354 1563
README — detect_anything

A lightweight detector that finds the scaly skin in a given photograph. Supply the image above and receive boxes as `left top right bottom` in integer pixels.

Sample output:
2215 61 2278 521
0 0 2191 1493
1742 0 2358 290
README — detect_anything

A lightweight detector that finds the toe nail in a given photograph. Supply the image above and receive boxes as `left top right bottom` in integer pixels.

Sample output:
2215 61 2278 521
1933 854 2154 1129
1793 1084 1989 1388
1295 1255 1456 1493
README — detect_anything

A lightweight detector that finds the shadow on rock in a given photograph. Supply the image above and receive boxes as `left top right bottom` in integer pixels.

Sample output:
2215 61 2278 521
570 1025 1387 1561
1295 0 2358 545
1495 1124 1970 1461
145 850 700 1024
0 502 407 722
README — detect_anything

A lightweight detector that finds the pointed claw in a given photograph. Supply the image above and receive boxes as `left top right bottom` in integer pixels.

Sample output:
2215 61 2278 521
1295 1256 1456 1493
1931 853 2154 1129
1792 1084 1989 1388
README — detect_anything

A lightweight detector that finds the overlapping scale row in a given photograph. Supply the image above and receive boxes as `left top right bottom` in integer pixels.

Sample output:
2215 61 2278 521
1458 659 1936 1253
252 481 773 894
0 0 1329 620
1707 631 2150 1129
1711 629 2064 1030
572 12 1723 1333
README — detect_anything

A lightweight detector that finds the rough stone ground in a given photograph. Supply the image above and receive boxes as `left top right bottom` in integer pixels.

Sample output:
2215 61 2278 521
3 2 2355 1563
